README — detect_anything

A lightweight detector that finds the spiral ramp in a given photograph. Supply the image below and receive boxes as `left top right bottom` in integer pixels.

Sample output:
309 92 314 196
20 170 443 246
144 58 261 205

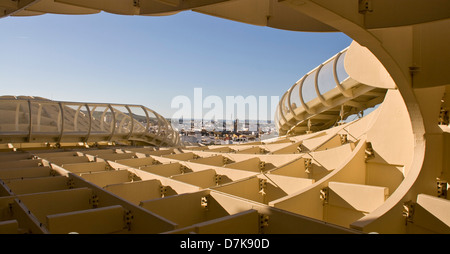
0 0 449 235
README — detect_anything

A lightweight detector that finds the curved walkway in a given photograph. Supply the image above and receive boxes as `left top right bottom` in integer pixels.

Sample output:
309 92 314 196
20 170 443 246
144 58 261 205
0 96 180 147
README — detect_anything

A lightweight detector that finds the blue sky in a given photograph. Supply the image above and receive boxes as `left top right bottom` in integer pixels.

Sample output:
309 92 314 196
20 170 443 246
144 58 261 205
0 11 352 120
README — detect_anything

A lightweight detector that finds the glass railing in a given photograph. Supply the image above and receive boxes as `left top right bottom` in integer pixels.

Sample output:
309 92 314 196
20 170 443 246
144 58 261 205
0 96 180 147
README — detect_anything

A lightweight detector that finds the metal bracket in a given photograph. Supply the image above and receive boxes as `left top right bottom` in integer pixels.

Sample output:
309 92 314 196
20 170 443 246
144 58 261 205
160 185 168 197
340 134 348 144
90 195 99 208
259 161 266 171
66 178 75 189
128 172 135 182
259 179 267 196
365 142 375 162
259 148 268 154
8 203 13 217
259 214 269 234
180 165 189 174
304 158 312 174
306 119 313 134
214 174 222 186
439 107 449 125
437 179 448 198
128 171 140 182
402 201 415 225
319 187 329 205
200 196 208 209
223 157 233 165
124 210 134 231
358 0 373 14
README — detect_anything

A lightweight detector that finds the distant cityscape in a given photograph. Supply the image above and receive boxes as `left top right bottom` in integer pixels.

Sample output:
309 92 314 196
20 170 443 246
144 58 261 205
170 118 278 145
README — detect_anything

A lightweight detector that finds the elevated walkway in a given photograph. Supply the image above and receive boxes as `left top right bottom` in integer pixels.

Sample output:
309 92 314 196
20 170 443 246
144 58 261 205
275 47 388 136
0 96 180 147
